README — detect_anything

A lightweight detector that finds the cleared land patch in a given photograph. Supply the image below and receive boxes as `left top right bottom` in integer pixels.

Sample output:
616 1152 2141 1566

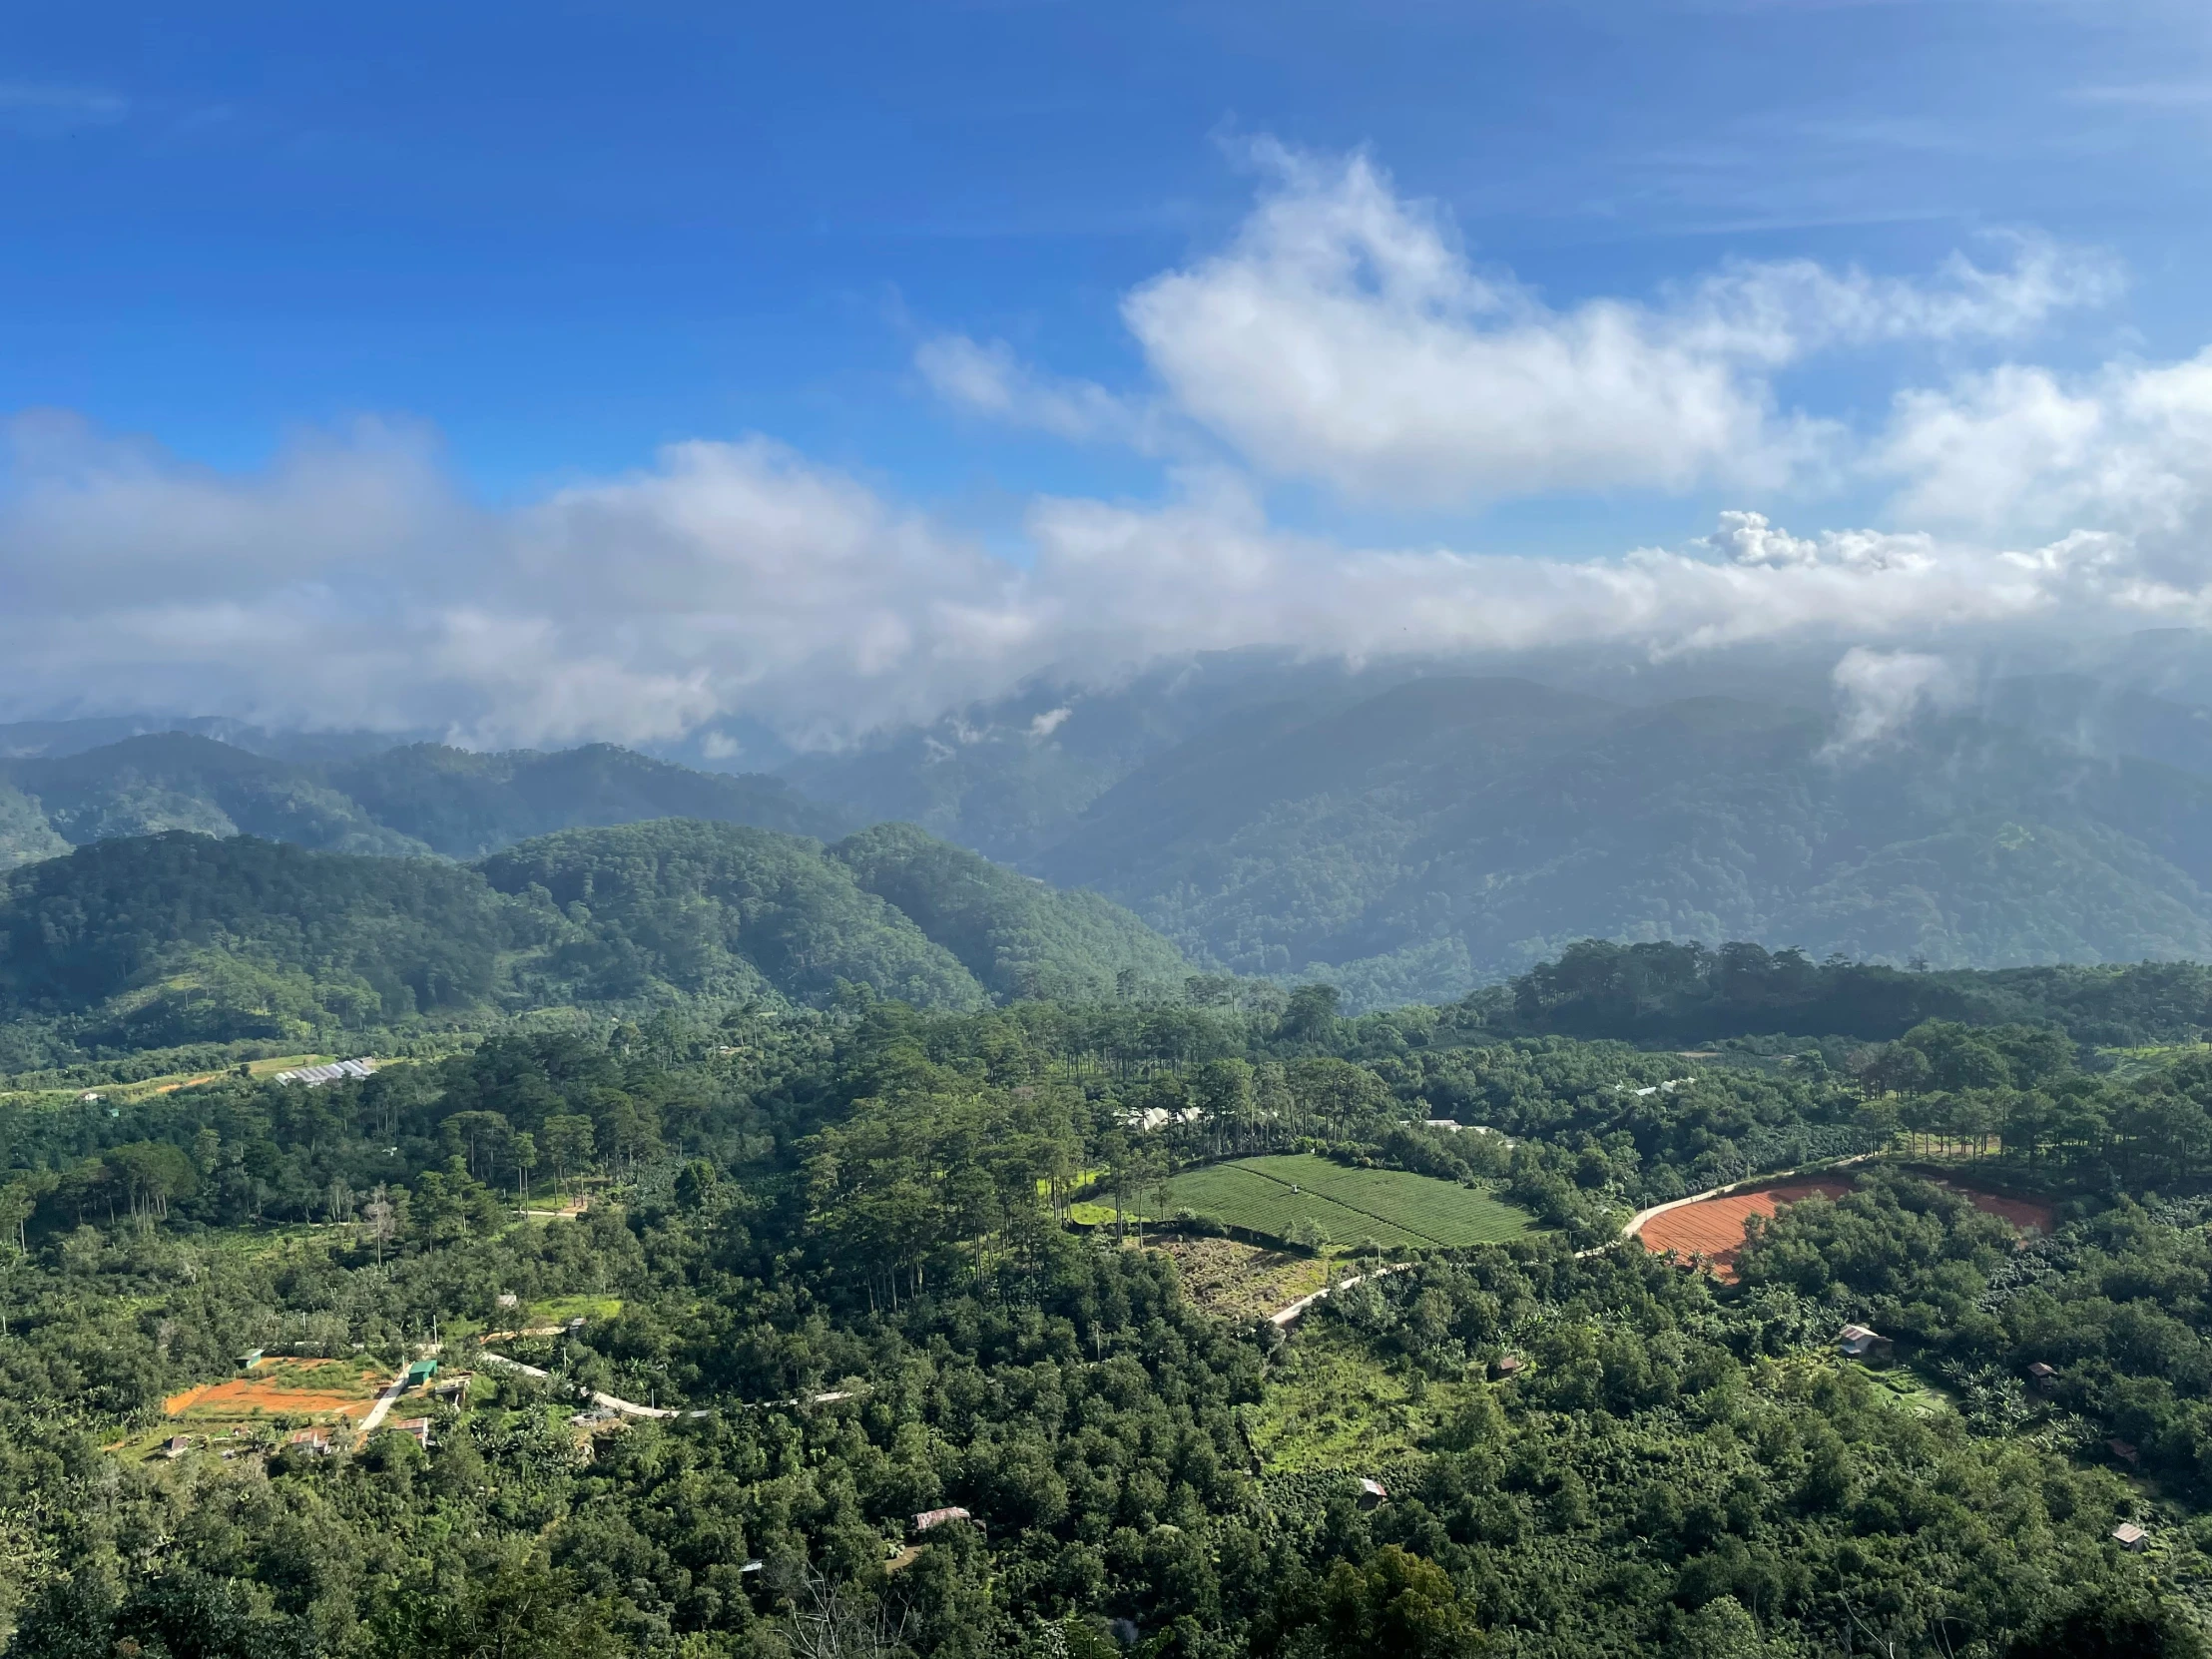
1149 1153 1540 1249
1148 1236 1331 1321
163 1355 387 1423
1636 1179 1852 1280
1636 1174 2055 1280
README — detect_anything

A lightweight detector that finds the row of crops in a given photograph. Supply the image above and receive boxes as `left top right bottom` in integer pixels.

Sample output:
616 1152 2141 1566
1150 1153 1540 1248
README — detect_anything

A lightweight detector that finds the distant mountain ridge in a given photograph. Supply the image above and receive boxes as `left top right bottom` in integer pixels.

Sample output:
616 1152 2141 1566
0 732 847 869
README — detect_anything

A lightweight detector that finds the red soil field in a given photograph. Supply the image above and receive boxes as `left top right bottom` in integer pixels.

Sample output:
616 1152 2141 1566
1636 1180 1853 1280
165 1359 380 1421
1935 1182 2055 1236
1636 1175 2057 1281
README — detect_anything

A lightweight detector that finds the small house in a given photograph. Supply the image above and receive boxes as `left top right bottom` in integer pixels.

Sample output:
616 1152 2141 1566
286 1428 333 1456
2026 1363 2056 1391
2113 1522 2148 1552
913 1506 972 1533
404 1359 438 1388
1492 1355 1522 1380
238 1349 265 1370
430 1373 473 1403
1838 1325 1893 1361
390 1417 431 1448
2107 1438 2141 1467
162 1435 193 1459
1357 1478 1388 1508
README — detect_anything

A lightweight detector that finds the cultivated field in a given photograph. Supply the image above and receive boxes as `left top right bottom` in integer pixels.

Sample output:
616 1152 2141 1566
1635 1179 1854 1280
1149 1153 1540 1249
1636 1173 2057 1280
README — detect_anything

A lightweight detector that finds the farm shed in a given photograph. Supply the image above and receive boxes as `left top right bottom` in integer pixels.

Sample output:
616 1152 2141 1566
1357 1479 1388 1508
2026 1362 2056 1390
2113 1523 2148 1552
1838 1325 1892 1361
913 1506 971 1532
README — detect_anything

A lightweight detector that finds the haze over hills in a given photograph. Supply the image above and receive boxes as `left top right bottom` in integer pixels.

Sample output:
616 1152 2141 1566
20 639 2212 1009
0 732 845 870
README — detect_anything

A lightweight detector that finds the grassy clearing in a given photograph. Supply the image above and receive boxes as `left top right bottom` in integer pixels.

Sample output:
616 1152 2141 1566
1147 1236 1330 1322
1247 1323 1478 1472
1146 1153 1540 1249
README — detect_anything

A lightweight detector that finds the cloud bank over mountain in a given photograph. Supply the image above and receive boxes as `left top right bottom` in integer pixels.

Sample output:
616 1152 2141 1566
3 146 2208 750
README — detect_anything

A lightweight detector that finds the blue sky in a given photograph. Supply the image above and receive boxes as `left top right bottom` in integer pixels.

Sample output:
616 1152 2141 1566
5 1 2212 744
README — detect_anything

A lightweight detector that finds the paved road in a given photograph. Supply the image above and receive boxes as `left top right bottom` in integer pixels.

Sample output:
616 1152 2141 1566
1268 1263 1409 1327
355 1364 413 1433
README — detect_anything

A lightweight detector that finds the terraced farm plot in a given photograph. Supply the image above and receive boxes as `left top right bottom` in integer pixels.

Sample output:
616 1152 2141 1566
1150 1153 1540 1249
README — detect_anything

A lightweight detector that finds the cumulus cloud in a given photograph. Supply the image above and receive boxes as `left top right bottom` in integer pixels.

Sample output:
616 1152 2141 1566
936 145 2115 504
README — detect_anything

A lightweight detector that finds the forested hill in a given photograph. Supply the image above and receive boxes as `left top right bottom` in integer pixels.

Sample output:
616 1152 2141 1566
0 821 1187 1066
0 732 846 869
1474 937 2212 1047
1031 678 2212 1006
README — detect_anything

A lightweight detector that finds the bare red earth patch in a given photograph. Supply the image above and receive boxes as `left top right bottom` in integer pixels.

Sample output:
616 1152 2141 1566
1635 1180 1854 1281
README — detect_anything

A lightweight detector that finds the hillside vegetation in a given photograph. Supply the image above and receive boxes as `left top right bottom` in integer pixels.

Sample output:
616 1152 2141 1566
0 821 1187 1068
5 966 2212 1654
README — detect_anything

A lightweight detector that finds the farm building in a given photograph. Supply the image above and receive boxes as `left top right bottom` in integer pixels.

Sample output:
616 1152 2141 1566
1838 1325 1892 1361
286 1428 335 1456
162 1435 193 1459
2107 1438 2141 1466
390 1417 431 1448
1492 1355 1522 1380
2026 1362 2056 1390
1357 1478 1388 1508
405 1359 438 1387
274 1058 378 1087
913 1506 971 1532
2113 1522 2148 1552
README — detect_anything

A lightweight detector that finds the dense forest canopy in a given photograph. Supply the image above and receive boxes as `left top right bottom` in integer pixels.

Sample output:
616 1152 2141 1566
2 909 2212 1654
0 825 1189 1072
9 812 2212 1653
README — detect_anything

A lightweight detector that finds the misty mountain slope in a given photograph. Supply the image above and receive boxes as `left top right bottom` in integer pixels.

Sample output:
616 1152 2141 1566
827 821 1187 1000
1985 673 2212 778
0 735 431 860
0 732 854 870
776 651 1455 862
327 741 848 856
1028 682 2212 1005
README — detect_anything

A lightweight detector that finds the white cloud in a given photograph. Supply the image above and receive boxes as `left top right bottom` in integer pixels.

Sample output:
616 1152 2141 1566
1877 352 2212 586
0 411 2204 750
924 145 2113 504
4 142 2209 751
913 335 1140 445
1824 648 1966 755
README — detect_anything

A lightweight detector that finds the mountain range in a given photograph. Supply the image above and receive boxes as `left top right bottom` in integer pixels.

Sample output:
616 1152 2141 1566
15 636 2212 1007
